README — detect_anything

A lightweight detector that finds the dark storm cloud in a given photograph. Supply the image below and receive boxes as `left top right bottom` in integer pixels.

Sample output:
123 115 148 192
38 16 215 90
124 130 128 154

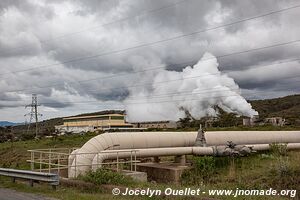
90 89 130 101
41 101 73 108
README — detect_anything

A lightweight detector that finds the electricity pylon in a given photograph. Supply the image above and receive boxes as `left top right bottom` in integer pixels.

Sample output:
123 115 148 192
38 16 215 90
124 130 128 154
25 94 42 138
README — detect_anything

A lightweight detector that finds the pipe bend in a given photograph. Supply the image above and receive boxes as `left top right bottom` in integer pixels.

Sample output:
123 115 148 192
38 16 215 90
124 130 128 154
68 132 198 177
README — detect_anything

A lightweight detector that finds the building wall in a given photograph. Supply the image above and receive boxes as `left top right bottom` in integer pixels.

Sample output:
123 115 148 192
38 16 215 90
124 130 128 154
264 117 285 126
243 115 260 126
243 116 285 126
132 121 177 129
56 114 133 134
63 119 126 127
62 114 132 128
55 125 94 134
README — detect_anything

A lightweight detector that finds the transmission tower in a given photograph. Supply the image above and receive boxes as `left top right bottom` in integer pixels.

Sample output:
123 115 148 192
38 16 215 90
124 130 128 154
25 94 42 138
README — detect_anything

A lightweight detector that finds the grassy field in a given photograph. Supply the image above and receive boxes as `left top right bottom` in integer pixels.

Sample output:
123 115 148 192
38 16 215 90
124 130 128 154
0 133 98 169
0 133 299 199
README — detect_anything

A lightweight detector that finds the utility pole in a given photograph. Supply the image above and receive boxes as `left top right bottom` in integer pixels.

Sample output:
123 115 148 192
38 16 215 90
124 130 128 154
25 94 42 138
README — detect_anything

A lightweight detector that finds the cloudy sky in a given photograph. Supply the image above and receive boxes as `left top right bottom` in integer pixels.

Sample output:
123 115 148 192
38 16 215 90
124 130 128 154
0 0 300 122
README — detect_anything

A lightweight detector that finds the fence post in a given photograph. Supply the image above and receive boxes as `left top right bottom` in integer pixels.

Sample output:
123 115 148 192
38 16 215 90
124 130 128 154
130 151 133 171
74 154 77 178
134 150 137 172
97 153 99 169
30 151 34 171
48 150 51 173
58 154 60 176
39 152 42 172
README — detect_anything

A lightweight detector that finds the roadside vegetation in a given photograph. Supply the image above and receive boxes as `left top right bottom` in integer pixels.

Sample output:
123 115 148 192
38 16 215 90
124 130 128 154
181 146 300 199
80 168 136 186
0 132 97 169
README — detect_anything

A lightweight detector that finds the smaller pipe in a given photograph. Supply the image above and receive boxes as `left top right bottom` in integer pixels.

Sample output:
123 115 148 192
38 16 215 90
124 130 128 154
90 143 300 170
69 143 300 178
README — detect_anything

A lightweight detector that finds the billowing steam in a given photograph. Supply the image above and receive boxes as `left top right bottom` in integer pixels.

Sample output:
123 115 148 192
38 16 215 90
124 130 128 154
125 52 258 122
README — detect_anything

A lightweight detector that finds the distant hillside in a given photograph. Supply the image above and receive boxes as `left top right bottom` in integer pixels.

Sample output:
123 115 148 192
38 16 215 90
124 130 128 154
0 121 22 127
250 94 300 124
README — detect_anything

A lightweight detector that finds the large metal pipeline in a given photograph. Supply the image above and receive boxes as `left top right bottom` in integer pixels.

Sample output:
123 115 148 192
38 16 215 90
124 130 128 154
204 131 300 145
68 131 300 178
68 132 198 177
90 143 300 171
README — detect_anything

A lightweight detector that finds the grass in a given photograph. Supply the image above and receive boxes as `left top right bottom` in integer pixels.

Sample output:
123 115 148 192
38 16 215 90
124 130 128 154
181 150 300 199
0 176 141 200
0 132 97 169
79 168 136 186
0 133 300 199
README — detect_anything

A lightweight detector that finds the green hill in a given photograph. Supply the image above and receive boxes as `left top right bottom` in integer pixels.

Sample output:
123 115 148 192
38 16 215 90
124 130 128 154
250 94 300 125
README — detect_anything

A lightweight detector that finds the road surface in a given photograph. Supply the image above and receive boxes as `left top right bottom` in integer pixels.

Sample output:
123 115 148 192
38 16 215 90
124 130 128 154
0 188 57 200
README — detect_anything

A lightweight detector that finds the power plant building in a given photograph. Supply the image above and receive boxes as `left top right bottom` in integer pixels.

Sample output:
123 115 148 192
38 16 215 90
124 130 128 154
132 121 177 129
55 113 134 134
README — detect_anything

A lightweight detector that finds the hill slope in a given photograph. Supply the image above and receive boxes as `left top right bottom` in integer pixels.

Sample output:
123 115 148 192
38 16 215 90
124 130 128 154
0 121 22 127
250 94 300 122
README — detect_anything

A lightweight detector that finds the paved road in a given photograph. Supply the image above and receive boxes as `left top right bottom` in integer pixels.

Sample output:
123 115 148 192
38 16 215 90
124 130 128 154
0 188 58 200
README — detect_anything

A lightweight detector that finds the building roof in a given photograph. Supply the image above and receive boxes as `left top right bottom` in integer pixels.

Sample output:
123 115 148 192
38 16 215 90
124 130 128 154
131 120 175 124
63 113 125 120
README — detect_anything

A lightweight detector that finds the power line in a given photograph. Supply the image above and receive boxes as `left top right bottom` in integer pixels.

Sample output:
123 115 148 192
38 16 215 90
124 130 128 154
37 89 300 107
2 77 299 107
2 70 298 104
78 57 300 95
3 40 300 94
0 0 187 56
3 88 298 120
73 72 300 101
1 3 299 77
2 74 299 105
6 77 296 106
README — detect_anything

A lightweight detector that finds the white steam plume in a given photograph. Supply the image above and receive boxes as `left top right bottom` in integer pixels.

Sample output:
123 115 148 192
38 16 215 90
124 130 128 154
124 52 258 122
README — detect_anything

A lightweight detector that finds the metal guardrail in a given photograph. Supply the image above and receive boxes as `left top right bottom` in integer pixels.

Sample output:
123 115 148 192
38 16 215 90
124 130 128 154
0 168 59 189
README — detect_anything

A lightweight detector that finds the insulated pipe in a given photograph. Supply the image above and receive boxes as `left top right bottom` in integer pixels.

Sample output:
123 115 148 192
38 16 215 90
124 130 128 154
68 149 80 175
90 147 214 171
205 131 300 145
68 132 198 177
89 143 300 173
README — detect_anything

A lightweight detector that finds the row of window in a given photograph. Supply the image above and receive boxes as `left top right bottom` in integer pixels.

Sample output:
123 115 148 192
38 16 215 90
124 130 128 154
64 116 124 122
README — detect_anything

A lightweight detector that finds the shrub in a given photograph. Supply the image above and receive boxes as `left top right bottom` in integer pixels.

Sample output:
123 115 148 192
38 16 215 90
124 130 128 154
269 143 288 156
181 156 216 185
80 168 135 186
268 143 297 190
20 132 35 141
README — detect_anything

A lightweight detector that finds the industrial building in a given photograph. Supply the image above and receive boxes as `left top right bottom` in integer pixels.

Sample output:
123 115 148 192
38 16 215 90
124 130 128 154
264 117 285 126
242 115 260 126
243 115 285 126
55 113 134 134
131 120 177 129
